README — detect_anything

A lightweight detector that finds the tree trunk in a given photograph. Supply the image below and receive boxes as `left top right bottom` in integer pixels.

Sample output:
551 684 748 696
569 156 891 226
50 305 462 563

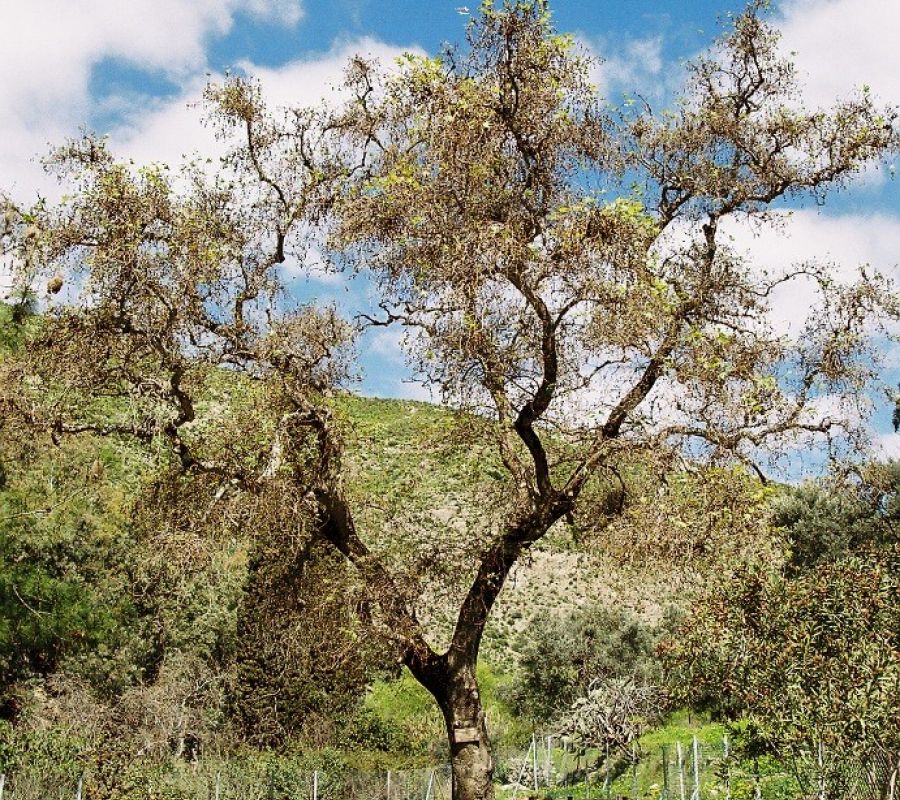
439 666 495 800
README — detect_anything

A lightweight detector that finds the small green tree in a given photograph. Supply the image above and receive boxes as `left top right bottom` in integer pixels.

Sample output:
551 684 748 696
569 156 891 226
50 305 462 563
511 605 662 722
233 533 388 747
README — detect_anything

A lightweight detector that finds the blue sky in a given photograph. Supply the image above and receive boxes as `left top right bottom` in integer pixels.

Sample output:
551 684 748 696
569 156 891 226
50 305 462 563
1 0 900 464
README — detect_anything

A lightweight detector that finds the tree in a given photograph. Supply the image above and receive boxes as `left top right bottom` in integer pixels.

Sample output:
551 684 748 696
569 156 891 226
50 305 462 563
662 464 899 796
510 604 662 723
1 2 897 798
232 532 388 747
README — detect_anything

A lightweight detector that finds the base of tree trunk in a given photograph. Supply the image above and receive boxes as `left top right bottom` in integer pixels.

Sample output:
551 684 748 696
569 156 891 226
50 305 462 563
450 736 495 800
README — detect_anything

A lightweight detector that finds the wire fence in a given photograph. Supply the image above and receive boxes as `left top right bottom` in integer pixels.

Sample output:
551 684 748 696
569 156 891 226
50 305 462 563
503 734 899 800
0 739 896 799
0 764 453 800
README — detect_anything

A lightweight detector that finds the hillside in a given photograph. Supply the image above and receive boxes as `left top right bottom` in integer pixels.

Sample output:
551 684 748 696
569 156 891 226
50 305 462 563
2 300 896 800
0 299 689 727
338 395 690 665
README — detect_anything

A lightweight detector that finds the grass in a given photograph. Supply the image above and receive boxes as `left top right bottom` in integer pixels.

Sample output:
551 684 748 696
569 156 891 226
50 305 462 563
494 712 802 800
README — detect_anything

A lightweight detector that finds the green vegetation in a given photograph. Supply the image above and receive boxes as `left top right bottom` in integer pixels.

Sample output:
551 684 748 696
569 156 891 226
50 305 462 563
2 297 899 799
506 604 667 722
664 466 900 794
1 0 898 796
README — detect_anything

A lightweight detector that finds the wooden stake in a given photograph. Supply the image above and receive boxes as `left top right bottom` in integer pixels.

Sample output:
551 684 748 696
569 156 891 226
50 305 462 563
723 735 731 800
662 745 670 798
604 742 611 800
817 741 826 800
546 735 552 786
692 736 700 800
631 743 639 800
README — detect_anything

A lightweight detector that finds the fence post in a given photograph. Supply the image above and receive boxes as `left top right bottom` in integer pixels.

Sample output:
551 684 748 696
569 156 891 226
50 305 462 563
546 735 553 786
604 742 611 800
214 770 221 800
424 769 435 800
723 735 730 800
677 742 686 800
661 745 669 799
313 770 319 800
0 773 5 800
76 774 83 800
387 769 391 800
817 741 826 800
753 758 761 800
532 733 539 791
631 743 639 800
692 736 700 800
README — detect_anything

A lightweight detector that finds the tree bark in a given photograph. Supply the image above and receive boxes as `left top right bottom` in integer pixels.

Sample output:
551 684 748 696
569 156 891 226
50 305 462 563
405 649 495 800
438 665 495 800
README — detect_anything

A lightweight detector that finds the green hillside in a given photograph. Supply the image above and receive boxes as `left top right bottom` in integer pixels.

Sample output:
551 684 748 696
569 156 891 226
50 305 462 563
1 302 896 800
0 301 681 758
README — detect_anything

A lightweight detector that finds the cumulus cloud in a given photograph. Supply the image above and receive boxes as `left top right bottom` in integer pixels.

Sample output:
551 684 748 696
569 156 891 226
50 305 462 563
109 37 422 169
579 34 672 103
0 0 304 198
362 327 436 401
581 1 900 130
776 0 900 107
0 4 418 291
875 431 900 458
367 328 407 362
720 210 900 336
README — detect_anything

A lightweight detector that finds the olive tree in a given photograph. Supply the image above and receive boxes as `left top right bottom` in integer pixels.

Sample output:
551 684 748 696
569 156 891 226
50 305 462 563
1 2 898 798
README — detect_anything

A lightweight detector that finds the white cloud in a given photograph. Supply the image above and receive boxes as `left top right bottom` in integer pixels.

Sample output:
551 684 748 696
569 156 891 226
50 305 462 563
776 0 900 107
654 209 900 338
391 380 436 403
237 37 414 109
367 328 407 362
875 431 900 458
0 0 304 198
361 326 436 402
579 34 672 103
0 0 421 330
244 0 304 26
720 210 900 336
280 246 345 287
107 37 421 171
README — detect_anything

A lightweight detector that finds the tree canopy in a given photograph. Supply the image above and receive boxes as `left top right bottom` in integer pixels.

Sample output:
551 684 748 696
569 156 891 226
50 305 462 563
1 2 898 798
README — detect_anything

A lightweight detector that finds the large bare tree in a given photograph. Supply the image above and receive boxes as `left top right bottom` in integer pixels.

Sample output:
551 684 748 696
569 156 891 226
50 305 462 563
1 2 897 798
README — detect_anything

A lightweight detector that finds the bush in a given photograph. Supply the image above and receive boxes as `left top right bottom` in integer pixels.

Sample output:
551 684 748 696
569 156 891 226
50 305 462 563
663 465 900 794
507 604 668 722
